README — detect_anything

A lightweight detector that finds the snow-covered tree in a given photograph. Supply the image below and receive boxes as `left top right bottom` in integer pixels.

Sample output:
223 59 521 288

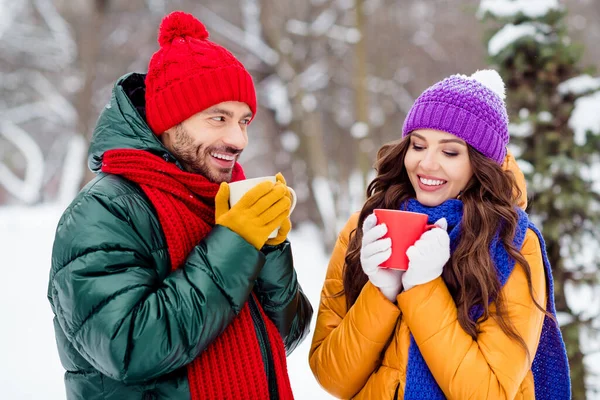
479 1 600 397
0 0 168 205
0 0 82 204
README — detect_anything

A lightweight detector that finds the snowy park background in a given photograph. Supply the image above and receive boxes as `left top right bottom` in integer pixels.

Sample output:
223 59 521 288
1 0 600 398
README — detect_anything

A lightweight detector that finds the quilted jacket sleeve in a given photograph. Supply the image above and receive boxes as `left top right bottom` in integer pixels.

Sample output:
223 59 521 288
397 228 547 399
49 189 265 384
309 213 402 399
255 241 313 355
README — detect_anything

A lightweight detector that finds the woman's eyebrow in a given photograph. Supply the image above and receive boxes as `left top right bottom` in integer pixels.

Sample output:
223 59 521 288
439 138 467 146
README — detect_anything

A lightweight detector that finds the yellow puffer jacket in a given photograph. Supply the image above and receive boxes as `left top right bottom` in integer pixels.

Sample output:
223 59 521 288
309 152 547 399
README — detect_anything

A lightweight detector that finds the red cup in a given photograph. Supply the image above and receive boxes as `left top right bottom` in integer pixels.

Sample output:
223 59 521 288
373 209 438 271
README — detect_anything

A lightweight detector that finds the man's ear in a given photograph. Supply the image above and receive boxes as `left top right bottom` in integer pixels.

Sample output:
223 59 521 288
160 124 179 144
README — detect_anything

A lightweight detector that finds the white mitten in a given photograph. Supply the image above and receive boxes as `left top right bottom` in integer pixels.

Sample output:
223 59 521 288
402 218 450 292
360 213 405 302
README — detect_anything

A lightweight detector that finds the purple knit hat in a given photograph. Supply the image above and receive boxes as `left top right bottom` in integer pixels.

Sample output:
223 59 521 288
402 70 509 164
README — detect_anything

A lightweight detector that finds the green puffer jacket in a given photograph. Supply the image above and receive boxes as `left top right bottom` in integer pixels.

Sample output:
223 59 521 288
48 73 313 400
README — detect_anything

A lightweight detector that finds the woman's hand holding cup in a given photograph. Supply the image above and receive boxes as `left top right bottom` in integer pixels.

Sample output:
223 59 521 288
360 213 405 302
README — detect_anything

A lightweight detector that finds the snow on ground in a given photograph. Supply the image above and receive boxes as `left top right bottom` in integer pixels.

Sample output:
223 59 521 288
0 205 66 399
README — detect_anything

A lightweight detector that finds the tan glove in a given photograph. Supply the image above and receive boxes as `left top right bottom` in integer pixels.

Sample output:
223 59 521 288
265 173 293 246
215 180 291 250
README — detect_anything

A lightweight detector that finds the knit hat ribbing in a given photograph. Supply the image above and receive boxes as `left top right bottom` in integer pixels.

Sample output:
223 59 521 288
145 11 257 134
402 70 509 164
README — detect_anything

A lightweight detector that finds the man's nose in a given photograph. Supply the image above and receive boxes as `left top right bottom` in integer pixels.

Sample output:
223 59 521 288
222 124 247 150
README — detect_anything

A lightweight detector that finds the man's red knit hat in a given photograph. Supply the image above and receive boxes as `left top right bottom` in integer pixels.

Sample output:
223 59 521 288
145 11 257 134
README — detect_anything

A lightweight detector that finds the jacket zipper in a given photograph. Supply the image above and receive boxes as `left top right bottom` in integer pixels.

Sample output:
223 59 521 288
249 295 278 400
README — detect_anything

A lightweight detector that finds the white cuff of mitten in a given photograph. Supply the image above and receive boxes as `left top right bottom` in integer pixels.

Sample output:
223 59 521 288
360 213 405 302
402 264 443 292
377 280 404 302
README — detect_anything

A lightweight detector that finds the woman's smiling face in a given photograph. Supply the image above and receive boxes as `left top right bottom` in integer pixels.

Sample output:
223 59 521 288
404 129 474 206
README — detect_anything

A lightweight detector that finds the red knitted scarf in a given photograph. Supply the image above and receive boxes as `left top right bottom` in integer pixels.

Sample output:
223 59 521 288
102 149 293 400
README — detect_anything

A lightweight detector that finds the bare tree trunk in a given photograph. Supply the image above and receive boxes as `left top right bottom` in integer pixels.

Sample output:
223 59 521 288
257 1 333 233
292 117 324 225
354 0 371 185
77 0 109 188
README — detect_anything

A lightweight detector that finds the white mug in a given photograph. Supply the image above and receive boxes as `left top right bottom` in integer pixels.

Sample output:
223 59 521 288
228 176 297 239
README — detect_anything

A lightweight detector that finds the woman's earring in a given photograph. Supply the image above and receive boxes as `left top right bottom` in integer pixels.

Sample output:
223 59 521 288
457 190 463 200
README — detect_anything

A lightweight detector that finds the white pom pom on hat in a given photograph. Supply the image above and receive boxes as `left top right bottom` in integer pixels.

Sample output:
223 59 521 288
470 69 506 100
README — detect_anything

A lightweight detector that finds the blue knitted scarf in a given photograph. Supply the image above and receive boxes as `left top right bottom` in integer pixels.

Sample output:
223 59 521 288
402 199 571 399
